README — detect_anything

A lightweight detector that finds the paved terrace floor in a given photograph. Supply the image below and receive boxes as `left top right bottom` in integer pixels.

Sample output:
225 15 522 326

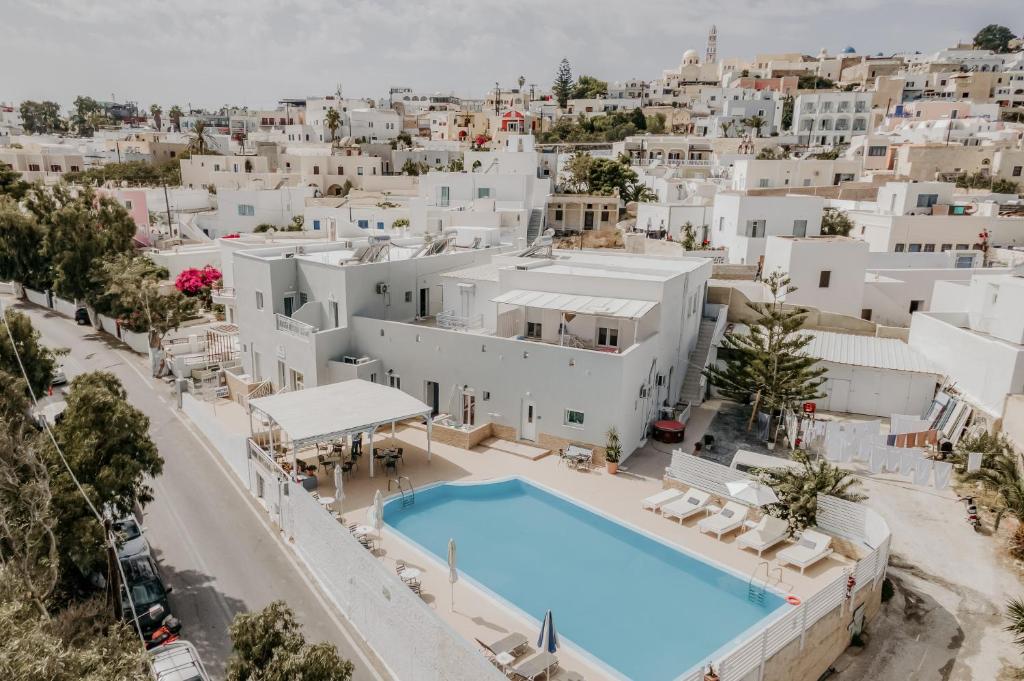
207 398 854 681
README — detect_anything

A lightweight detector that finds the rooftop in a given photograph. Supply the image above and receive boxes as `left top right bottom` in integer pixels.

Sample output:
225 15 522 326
798 329 940 374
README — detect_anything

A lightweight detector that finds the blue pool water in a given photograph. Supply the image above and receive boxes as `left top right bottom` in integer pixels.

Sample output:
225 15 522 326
383 478 785 680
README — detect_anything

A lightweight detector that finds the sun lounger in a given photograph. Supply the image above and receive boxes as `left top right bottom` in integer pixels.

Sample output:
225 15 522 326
507 651 559 681
777 529 834 574
698 501 749 539
641 488 686 512
736 516 791 556
476 632 529 659
661 489 712 522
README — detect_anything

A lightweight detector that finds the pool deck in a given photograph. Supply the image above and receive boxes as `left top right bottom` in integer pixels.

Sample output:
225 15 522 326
302 424 855 681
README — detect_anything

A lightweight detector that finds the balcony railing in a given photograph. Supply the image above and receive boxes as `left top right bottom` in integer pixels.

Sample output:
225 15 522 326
436 310 483 331
276 314 317 338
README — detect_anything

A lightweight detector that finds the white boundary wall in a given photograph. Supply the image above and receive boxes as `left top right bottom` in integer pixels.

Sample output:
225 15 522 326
25 288 49 307
667 452 890 681
180 396 504 681
53 296 78 318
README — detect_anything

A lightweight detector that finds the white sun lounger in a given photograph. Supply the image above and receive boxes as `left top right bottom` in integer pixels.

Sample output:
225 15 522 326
698 501 749 539
661 489 712 523
736 516 791 556
641 488 687 512
508 651 559 680
777 529 834 574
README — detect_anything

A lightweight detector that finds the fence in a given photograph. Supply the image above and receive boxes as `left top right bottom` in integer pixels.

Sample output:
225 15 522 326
180 395 504 681
25 288 49 307
666 452 890 681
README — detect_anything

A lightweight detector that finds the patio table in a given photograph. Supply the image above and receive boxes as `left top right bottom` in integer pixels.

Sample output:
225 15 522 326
353 524 375 537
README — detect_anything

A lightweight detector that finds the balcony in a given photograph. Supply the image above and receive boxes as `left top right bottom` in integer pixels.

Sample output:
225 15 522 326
276 314 317 338
435 310 484 331
212 287 236 305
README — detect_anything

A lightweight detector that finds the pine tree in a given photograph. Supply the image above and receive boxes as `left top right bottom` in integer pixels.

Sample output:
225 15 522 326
553 58 574 109
703 272 826 414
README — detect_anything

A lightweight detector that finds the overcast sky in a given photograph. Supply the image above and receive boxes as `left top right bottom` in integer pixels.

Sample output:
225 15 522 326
0 0 1018 111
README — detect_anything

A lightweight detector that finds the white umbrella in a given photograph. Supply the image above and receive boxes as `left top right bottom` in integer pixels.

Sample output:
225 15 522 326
372 489 384 546
447 538 458 612
333 464 345 516
726 479 779 506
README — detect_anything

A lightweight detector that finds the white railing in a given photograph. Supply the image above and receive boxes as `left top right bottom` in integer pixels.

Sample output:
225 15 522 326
212 287 236 302
666 452 891 680
435 310 484 331
276 313 317 338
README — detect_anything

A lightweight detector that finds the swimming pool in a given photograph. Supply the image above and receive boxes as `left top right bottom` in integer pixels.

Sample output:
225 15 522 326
383 478 786 680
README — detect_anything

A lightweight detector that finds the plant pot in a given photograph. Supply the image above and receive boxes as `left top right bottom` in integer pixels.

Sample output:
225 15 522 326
766 441 776 451
703 674 720 681
606 461 619 475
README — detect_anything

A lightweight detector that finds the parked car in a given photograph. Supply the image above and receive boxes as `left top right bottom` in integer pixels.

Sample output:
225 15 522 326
74 307 90 326
150 640 211 681
31 400 67 429
50 364 67 386
120 555 174 637
112 514 151 560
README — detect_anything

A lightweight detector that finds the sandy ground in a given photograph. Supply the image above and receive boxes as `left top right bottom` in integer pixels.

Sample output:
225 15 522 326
831 471 1024 680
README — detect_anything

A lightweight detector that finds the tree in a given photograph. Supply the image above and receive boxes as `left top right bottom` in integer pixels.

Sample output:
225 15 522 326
703 271 827 415
821 208 854 236
0 165 31 201
956 430 1013 471
63 160 181 187
974 24 1016 53
47 372 162 574
46 189 137 307
572 75 608 99
227 601 354 681
400 159 429 176
447 157 464 172
646 113 667 134
680 222 698 250
1006 597 1024 650
186 120 216 155
756 146 791 160
168 105 183 133
620 178 657 204
757 450 865 531
0 197 51 292
587 156 640 197
964 450 1024 557
0 308 57 398
324 108 341 144
720 120 734 138
781 95 795 130
395 131 413 148
562 152 594 193
149 104 162 131
72 96 104 136
993 179 1020 195
741 115 766 137
798 75 836 90
630 107 647 130
553 58 574 109
18 101 63 134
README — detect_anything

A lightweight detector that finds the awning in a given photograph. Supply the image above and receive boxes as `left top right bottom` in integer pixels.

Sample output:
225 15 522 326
491 290 657 320
249 379 432 448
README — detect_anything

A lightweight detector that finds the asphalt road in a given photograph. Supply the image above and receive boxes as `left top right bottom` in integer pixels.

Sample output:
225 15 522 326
7 298 386 681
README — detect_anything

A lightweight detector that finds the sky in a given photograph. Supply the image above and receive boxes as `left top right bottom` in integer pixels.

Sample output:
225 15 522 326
0 0 1019 111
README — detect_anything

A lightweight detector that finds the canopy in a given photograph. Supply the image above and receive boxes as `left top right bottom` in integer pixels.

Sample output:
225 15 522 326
249 379 432 448
492 290 657 320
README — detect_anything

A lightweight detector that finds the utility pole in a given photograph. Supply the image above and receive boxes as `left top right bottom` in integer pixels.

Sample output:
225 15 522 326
494 82 501 116
163 183 174 238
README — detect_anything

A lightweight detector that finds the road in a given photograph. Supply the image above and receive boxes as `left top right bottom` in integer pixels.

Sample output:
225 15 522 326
7 298 386 681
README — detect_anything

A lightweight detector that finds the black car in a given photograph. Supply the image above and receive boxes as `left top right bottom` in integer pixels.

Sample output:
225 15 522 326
74 307 90 326
120 555 173 637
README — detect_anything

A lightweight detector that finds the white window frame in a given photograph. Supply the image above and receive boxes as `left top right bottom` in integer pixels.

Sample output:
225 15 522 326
255 291 264 310
564 409 585 428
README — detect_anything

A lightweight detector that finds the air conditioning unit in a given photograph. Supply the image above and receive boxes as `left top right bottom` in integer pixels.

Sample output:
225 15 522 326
375 282 389 294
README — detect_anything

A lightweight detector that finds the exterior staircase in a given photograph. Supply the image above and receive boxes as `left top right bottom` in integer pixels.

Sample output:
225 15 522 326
526 208 543 244
679 318 718 406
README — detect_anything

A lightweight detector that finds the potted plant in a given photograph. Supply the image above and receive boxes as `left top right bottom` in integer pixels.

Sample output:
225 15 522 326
703 663 719 681
605 427 622 475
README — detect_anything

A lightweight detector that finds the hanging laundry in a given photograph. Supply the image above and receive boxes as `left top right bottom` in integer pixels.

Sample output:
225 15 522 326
869 447 886 474
885 447 901 473
913 458 934 487
900 451 918 476
967 452 983 473
886 434 897 446
933 461 953 490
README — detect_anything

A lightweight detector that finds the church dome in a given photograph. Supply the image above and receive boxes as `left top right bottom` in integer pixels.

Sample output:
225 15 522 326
682 49 700 65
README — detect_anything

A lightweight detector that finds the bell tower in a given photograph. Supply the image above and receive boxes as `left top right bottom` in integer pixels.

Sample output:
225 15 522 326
706 25 718 64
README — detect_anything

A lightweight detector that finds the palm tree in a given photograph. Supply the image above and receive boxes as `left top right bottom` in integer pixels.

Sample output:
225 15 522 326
186 120 216 155
720 120 733 138
741 115 766 138
1006 597 1024 648
324 108 341 145
620 178 658 204
169 105 183 133
150 104 163 131
964 451 1024 549
758 450 865 531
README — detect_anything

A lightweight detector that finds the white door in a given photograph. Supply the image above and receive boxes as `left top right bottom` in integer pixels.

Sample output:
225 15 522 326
829 379 851 413
521 399 537 441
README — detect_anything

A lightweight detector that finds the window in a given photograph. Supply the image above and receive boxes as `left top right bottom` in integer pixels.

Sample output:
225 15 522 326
861 309 872 321
956 243 970 250
289 369 304 391
237 204 255 216
908 300 924 313
894 243 905 252
955 255 975 268
330 301 339 328
916 193 939 208
554 209 563 222
792 219 807 238
718 217 725 232
818 270 831 288
124 200 133 209
28 164 40 172
255 291 264 310
924 244 935 252
357 167 364 176
313 165 320 175
298 292 308 307
564 409 585 427
744 219 766 238
312 219 321 231
600 210 610 223
477 187 491 199
357 219 369 229
597 326 619 348
758 178 770 188
388 373 401 390
908 243 922 252
462 391 476 426
1013 166 1022 177
526 322 542 339
940 243 953 252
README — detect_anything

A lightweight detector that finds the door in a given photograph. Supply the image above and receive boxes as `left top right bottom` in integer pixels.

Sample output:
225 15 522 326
425 381 440 416
418 288 430 318
462 391 476 426
521 399 537 441
829 379 851 413
584 211 594 230
277 361 286 389
439 186 450 207
283 295 294 317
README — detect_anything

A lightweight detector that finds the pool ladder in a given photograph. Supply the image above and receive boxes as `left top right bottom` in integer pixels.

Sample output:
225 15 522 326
747 561 783 605
389 476 415 507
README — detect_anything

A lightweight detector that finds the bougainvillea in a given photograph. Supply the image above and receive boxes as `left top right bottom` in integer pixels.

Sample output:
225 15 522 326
174 266 222 296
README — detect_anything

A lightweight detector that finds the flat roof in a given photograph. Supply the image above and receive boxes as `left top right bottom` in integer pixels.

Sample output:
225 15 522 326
440 263 503 282
798 330 941 374
492 289 658 319
249 379 431 447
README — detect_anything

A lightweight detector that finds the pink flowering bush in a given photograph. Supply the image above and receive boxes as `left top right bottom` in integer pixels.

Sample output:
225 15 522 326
175 266 222 308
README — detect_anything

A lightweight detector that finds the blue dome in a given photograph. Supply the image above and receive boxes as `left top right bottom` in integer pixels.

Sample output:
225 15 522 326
842 46 856 54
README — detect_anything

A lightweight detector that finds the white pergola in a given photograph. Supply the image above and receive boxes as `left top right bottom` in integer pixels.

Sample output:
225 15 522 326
248 379 433 478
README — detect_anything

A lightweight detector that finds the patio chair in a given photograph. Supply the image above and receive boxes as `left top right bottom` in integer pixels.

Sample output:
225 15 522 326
476 632 529 659
641 488 686 512
661 489 712 523
736 516 790 556
777 529 834 574
697 501 749 539
395 560 420 587
358 534 376 551
396 447 404 463
385 458 398 476
507 651 559 681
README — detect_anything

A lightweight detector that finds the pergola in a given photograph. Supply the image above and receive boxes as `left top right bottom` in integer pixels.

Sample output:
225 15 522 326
248 379 433 478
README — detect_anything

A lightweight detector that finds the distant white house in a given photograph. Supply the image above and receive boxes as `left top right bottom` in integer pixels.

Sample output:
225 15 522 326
710 193 824 264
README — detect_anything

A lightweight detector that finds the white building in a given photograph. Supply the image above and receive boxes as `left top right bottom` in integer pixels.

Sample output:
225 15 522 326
791 92 874 146
730 159 860 191
710 193 824 264
763 236 868 318
348 109 401 142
